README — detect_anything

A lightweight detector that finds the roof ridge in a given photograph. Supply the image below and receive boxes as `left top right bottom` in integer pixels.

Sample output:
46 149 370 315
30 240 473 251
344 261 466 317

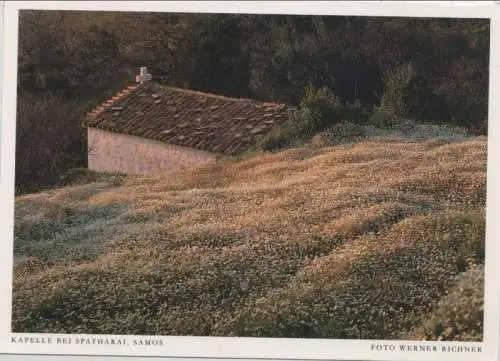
156 83 286 107
86 81 291 122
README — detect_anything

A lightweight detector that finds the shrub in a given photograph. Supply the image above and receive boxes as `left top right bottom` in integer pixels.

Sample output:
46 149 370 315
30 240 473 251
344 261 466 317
314 121 366 147
369 107 399 128
370 62 416 126
255 84 371 151
407 265 484 341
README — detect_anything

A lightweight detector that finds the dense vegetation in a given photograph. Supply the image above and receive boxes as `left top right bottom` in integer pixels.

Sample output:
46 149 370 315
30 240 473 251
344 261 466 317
13 136 486 340
16 11 489 193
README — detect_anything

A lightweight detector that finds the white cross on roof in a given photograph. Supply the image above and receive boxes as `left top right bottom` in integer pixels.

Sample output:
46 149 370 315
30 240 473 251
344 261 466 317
136 67 152 83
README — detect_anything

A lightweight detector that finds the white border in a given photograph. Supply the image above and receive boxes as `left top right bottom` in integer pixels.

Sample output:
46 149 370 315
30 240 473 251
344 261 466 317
1 2 498 361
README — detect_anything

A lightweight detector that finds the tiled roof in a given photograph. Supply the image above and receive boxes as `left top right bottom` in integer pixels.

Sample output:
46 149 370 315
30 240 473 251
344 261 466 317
85 82 296 155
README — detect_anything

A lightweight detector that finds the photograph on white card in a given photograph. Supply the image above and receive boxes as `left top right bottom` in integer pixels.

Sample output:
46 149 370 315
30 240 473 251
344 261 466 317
0 1 498 361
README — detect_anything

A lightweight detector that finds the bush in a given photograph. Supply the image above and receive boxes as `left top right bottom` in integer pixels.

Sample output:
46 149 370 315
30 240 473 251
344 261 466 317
312 121 366 148
254 85 371 151
369 107 399 128
371 62 416 126
407 265 484 341
299 84 370 129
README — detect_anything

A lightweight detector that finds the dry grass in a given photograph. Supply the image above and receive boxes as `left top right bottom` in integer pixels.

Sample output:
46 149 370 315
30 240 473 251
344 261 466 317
12 136 486 339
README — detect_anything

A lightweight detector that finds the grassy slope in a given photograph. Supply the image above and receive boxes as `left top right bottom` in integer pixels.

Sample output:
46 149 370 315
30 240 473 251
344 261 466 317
12 136 486 340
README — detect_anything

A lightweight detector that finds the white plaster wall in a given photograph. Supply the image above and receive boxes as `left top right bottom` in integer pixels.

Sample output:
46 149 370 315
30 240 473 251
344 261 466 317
88 127 217 175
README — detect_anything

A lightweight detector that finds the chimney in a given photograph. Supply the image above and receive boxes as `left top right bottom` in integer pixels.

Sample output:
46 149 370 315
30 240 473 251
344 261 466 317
136 66 152 84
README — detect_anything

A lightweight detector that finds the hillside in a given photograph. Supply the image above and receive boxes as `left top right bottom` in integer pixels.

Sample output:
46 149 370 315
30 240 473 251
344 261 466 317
12 136 486 340
16 12 489 194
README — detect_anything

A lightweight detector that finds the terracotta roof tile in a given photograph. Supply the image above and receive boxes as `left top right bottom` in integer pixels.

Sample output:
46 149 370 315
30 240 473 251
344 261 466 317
85 82 296 155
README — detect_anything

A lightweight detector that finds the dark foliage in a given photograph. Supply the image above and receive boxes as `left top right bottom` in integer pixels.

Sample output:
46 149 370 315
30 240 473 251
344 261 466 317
16 11 490 193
